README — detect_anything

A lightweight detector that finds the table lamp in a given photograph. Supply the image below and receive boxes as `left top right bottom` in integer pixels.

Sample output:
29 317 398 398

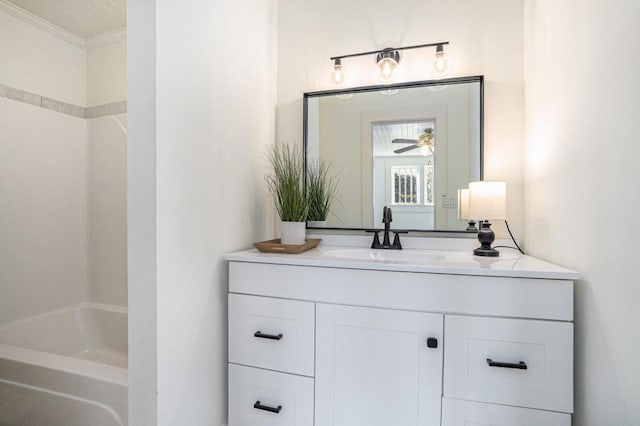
468 181 506 257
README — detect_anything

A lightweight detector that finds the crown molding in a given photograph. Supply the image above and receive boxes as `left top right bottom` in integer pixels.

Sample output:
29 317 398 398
0 0 86 48
86 27 127 49
0 0 126 50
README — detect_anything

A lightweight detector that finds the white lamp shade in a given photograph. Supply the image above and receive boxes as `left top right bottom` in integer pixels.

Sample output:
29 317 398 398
457 188 470 220
468 181 506 220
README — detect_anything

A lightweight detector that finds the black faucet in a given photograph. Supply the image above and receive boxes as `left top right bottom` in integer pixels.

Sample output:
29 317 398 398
367 206 406 249
382 206 393 246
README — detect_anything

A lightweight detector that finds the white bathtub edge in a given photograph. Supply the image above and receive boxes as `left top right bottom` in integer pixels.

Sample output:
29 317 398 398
0 302 127 331
0 377 124 426
0 343 127 386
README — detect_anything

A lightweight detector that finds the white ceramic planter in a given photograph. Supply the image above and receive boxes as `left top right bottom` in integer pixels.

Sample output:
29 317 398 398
307 220 327 228
281 221 306 245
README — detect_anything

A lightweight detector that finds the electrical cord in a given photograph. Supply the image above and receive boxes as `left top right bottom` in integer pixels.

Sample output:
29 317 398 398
498 220 524 254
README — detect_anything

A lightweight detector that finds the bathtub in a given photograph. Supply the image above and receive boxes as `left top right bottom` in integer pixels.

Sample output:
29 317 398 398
0 304 128 425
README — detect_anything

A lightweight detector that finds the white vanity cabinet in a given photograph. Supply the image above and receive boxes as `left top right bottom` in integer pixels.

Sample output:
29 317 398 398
226 246 578 426
315 304 443 426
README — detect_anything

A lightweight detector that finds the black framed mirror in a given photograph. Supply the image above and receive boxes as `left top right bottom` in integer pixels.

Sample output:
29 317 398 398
303 75 484 233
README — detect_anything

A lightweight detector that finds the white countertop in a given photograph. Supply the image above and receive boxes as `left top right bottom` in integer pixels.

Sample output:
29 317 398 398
225 242 580 280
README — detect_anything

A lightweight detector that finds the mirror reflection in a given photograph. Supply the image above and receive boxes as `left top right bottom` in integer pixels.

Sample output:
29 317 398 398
304 76 483 232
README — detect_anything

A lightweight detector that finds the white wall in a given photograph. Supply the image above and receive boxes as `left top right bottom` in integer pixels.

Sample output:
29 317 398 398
128 0 277 423
0 98 88 324
0 6 128 317
0 9 89 324
87 40 127 106
523 1 640 424
0 10 86 105
277 0 524 237
86 40 128 307
88 114 127 306
127 0 157 421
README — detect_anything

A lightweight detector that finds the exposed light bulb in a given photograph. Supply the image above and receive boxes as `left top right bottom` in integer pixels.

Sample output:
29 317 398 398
332 58 344 84
376 49 400 83
420 145 429 156
379 59 395 82
433 44 449 77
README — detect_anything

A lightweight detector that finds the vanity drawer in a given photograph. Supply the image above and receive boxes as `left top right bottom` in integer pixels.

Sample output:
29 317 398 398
228 294 315 376
441 398 570 426
444 315 573 413
228 363 314 426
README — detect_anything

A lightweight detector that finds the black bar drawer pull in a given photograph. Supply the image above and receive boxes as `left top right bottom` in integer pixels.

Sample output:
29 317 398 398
254 400 282 413
486 358 528 370
254 331 283 340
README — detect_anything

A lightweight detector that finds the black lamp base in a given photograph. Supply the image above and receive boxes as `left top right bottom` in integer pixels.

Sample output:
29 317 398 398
474 221 500 257
473 247 500 257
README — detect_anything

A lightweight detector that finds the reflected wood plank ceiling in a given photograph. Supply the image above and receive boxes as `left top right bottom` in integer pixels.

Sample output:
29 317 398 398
373 120 434 157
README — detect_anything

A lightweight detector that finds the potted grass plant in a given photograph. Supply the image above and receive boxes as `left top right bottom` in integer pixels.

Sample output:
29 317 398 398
266 143 308 245
306 159 339 227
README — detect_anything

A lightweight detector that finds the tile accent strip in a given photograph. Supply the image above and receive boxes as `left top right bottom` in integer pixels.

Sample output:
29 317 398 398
0 84 42 107
0 83 126 118
42 96 85 118
85 101 127 118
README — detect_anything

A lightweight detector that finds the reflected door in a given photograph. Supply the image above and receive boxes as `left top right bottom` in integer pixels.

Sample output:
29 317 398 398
370 119 443 229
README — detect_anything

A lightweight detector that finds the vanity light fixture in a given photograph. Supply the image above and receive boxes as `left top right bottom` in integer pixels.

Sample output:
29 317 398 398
376 48 400 82
330 41 450 85
332 58 344 84
432 43 449 77
457 188 478 232
468 181 507 257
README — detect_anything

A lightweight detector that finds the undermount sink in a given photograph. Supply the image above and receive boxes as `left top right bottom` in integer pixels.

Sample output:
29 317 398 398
323 248 445 264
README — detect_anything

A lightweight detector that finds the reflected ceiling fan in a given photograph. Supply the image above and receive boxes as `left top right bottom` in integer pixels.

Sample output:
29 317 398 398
392 128 434 154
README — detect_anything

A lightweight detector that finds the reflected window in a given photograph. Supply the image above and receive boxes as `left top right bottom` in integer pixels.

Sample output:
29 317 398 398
392 166 420 205
424 160 434 205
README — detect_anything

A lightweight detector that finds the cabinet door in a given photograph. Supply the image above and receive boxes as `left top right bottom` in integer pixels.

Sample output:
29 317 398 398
315 304 443 426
